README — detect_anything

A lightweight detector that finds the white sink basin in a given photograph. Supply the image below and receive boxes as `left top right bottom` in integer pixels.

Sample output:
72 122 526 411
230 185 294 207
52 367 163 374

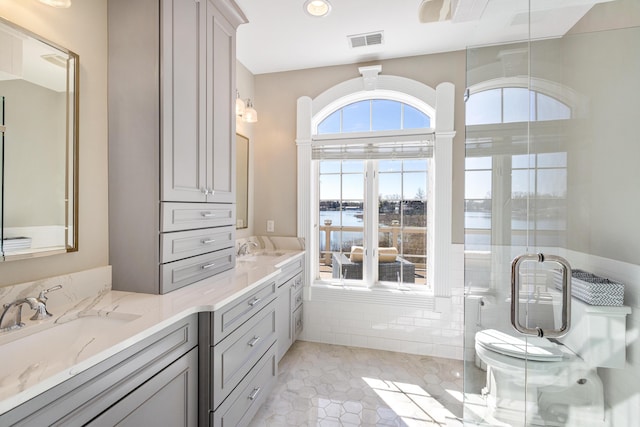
236 251 288 264
0 311 140 379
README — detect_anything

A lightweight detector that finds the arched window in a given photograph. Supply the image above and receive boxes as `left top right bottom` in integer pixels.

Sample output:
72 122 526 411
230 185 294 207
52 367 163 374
466 88 572 126
317 99 432 134
464 80 578 259
297 66 456 297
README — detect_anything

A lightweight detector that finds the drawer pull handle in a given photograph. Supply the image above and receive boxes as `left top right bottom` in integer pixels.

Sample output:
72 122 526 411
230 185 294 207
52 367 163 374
296 296 302 304
248 336 261 347
201 212 215 218
248 297 261 307
201 239 216 244
202 263 216 269
248 387 261 401
295 278 302 288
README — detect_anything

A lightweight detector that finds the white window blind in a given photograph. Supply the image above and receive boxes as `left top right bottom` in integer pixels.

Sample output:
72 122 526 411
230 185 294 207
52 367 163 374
311 134 435 160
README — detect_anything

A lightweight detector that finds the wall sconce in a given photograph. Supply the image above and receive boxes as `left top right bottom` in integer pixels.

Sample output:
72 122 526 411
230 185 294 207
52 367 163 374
39 0 72 7
236 91 258 123
235 90 246 116
243 99 258 123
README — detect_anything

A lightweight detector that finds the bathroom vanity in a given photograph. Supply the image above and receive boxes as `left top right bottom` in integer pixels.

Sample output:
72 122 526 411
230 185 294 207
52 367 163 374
0 251 305 427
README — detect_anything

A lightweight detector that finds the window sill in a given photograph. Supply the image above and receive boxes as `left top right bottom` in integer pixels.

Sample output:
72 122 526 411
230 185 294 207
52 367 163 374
310 281 435 309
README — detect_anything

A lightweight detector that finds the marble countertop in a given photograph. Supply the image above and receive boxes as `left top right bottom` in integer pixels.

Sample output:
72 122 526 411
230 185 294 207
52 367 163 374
0 250 304 415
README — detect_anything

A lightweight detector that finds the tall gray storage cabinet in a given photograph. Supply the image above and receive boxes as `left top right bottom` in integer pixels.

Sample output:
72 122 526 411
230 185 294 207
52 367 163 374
108 0 247 294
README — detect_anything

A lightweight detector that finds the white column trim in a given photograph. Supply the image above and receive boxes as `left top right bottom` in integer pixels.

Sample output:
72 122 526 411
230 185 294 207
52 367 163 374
297 96 315 295
432 82 456 297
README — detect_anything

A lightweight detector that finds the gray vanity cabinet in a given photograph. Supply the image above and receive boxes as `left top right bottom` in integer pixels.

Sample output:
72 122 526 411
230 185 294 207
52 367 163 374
199 278 279 426
86 348 198 427
276 255 305 361
0 316 198 427
108 0 247 294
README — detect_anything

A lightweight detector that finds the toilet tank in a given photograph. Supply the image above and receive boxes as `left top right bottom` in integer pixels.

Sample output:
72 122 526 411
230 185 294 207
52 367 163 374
556 296 631 369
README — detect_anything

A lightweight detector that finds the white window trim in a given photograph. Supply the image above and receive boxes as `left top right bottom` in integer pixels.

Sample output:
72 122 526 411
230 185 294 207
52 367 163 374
297 65 456 298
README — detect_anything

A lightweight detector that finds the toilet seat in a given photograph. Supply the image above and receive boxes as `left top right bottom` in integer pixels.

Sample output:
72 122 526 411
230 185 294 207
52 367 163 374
476 329 565 362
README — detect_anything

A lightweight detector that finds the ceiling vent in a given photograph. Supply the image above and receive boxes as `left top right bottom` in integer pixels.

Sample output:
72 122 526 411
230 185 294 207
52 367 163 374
348 31 384 49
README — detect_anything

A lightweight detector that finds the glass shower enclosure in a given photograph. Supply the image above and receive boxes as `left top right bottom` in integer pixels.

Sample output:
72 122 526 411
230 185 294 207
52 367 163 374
463 0 639 425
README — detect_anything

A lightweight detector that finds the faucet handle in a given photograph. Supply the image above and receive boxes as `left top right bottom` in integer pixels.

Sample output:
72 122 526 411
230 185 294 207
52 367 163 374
29 285 62 321
37 285 62 301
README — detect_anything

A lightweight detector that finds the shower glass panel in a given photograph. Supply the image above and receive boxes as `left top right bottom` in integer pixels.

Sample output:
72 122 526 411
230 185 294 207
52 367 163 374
463 37 534 426
464 1 640 426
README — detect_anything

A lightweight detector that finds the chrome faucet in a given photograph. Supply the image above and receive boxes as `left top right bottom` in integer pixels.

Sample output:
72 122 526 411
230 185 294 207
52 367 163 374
237 241 258 256
0 285 63 332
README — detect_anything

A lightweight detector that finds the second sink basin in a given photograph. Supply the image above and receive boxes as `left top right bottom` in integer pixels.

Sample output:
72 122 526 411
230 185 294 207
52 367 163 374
236 251 288 264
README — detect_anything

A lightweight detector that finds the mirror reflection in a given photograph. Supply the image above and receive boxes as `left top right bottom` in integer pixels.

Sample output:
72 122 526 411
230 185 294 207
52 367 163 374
0 18 79 260
236 133 249 229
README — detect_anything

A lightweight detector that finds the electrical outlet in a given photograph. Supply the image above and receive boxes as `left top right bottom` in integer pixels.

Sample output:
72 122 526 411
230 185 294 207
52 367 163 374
266 220 275 233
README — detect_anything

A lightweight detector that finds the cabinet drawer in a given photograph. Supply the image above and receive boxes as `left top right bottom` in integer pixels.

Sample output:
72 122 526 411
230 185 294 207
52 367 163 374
211 279 277 344
161 248 234 293
161 202 235 232
293 306 303 340
212 302 276 409
292 286 303 310
278 255 303 285
212 344 277 427
161 226 234 263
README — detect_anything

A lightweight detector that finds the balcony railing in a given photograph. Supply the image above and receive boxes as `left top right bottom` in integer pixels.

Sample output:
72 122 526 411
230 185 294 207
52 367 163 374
318 224 427 270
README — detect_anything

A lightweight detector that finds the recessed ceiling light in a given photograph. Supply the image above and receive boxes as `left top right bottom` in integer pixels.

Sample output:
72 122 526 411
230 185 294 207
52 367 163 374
304 0 332 18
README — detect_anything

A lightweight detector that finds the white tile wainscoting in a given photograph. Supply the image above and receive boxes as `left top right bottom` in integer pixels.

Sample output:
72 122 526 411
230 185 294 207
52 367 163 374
300 244 465 360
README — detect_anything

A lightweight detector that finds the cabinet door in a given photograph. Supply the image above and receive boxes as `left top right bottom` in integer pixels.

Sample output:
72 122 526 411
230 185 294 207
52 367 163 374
87 347 198 427
205 0 236 203
161 0 208 202
276 283 292 362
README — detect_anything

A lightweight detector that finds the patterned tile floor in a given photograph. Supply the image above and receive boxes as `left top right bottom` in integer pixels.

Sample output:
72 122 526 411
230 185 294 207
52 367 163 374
249 341 465 426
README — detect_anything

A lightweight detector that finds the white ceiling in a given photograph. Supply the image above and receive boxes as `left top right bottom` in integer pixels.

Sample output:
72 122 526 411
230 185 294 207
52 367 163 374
235 0 612 75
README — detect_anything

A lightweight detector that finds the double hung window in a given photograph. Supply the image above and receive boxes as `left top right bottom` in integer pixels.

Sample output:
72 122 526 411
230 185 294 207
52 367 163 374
313 99 433 288
464 87 570 290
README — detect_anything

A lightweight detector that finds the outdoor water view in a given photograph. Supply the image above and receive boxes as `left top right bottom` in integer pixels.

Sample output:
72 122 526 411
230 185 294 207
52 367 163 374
318 159 429 285
464 153 568 250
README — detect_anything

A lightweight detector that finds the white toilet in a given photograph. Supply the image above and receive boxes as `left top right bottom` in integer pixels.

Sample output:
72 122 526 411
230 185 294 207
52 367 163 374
475 297 631 426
